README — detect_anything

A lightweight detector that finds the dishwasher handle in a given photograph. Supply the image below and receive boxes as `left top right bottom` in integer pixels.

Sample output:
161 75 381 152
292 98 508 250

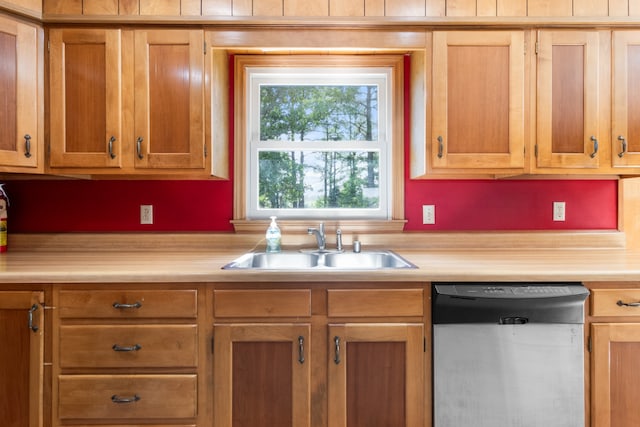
499 316 529 325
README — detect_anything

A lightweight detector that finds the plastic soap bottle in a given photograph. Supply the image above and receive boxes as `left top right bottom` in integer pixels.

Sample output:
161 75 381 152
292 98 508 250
265 216 281 253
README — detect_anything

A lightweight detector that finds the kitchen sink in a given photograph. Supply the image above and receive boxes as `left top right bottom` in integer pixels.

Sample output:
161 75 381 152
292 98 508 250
222 250 416 270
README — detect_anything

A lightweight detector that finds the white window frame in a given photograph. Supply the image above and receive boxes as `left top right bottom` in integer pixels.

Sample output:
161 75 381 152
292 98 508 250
245 66 393 220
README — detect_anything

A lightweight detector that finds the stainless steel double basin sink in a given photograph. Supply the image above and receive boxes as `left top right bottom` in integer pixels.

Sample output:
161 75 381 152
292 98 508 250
222 250 417 270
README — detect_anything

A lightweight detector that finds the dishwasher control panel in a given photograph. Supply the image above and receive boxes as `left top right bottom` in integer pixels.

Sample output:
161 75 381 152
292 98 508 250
437 284 580 298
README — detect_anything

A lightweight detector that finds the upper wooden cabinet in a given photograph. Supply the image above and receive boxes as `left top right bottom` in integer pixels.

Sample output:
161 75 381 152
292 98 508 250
0 15 42 172
535 30 602 170
612 30 640 169
430 31 526 173
48 28 207 175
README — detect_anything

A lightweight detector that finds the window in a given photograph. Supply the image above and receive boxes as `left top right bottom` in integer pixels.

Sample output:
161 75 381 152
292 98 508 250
235 55 404 224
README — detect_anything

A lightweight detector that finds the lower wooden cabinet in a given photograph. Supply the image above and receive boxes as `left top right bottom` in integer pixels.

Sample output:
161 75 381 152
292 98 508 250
212 285 427 427
0 291 45 427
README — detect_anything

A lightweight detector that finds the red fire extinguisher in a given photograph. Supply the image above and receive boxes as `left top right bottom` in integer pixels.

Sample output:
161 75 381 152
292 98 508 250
0 184 9 252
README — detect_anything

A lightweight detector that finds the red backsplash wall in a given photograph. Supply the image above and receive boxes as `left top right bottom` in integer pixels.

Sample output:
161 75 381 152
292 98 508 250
4 178 617 233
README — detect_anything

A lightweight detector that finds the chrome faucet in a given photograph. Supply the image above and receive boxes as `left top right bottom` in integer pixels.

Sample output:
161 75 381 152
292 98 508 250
307 222 326 251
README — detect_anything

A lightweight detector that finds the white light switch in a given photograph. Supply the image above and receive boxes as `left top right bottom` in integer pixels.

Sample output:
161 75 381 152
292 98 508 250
423 205 435 225
553 202 565 222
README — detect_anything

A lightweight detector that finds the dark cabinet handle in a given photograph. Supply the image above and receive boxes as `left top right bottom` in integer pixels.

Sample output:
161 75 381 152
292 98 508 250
437 135 444 159
111 394 140 404
617 300 640 307
298 336 305 364
136 137 144 160
112 344 142 352
590 136 599 158
27 304 38 332
333 336 341 365
24 134 32 158
112 301 142 309
618 135 628 158
108 136 116 159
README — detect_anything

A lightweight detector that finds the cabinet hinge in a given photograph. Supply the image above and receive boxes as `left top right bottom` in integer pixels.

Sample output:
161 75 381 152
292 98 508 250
204 144 208 158
534 144 538 157
587 335 592 352
47 39 50 52
211 336 214 354
424 337 427 352
535 40 539 55
204 40 207 55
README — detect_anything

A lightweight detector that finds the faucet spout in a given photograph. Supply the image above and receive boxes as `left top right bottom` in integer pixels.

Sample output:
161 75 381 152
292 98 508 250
307 222 326 251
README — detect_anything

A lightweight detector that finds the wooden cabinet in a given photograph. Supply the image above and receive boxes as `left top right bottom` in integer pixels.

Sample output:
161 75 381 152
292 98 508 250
0 15 42 173
535 30 603 171
48 28 207 175
52 287 202 427
612 30 640 169
0 291 45 427
430 30 526 173
590 286 640 427
213 286 426 427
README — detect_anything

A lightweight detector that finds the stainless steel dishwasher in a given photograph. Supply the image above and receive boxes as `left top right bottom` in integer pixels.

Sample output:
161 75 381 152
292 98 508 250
432 282 589 427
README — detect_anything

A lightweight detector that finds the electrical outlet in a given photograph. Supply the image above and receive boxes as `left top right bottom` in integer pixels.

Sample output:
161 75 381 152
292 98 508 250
553 201 565 222
423 205 435 225
140 205 153 225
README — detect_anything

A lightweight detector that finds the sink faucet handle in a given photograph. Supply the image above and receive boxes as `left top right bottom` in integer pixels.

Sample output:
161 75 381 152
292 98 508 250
336 229 343 252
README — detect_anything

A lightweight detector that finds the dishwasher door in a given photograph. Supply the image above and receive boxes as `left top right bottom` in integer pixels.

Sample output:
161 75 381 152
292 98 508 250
432 282 589 427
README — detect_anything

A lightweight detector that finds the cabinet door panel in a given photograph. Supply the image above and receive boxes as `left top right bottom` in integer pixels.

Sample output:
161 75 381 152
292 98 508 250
134 30 205 169
431 31 525 171
0 291 44 427
612 31 640 167
328 323 424 427
592 323 640 427
213 323 311 427
49 29 122 168
0 17 39 168
536 30 600 169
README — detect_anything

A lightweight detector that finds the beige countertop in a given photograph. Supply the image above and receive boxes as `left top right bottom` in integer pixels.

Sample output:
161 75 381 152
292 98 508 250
1 247 640 284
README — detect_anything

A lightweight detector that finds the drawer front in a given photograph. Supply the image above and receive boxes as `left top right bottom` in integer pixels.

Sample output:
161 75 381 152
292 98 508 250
58 290 197 319
214 289 311 317
328 289 424 317
59 325 198 368
58 375 197 420
592 289 640 317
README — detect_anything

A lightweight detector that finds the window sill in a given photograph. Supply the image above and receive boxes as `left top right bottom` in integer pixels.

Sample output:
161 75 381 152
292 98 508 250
231 219 407 234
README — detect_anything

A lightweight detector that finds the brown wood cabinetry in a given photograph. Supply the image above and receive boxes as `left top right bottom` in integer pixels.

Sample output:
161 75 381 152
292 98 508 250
0 15 42 173
430 30 526 174
0 291 45 427
213 285 427 427
535 30 603 171
48 28 207 175
611 30 640 170
590 285 640 427
52 286 203 427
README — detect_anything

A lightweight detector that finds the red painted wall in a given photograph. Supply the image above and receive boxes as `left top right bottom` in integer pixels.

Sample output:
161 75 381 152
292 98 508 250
4 55 618 233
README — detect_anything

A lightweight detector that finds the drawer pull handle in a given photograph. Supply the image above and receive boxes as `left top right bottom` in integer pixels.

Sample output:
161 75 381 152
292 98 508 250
111 394 140 404
333 336 341 365
112 301 142 310
437 135 444 158
298 336 305 364
24 134 32 158
590 136 599 158
27 304 39 332
617 300 640 307
112 344 142 352
618 135 628 158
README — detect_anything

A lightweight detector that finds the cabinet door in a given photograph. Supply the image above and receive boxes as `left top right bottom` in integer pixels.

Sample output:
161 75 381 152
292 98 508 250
0 291 44 427
431 31 525 170
328 323 424 427
49 28 122 168
133 29 205 169
213 323 311 427
612 31 640 168
592 323 640 427
536 30 601 169
0 16 39 168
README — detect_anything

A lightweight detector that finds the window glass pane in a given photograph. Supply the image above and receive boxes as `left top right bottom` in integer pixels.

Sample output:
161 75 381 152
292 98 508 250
260 85 378 142
258 151 380 210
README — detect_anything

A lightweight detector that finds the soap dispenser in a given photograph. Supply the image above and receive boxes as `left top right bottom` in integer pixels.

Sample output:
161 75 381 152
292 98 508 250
265 216 281 253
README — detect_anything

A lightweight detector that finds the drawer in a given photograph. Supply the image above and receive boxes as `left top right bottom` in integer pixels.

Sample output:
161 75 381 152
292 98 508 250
58 290 197 319
214 289 311 317
59 325 197 368
592 289 640 317
58 374 197 420
328 289 424 317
